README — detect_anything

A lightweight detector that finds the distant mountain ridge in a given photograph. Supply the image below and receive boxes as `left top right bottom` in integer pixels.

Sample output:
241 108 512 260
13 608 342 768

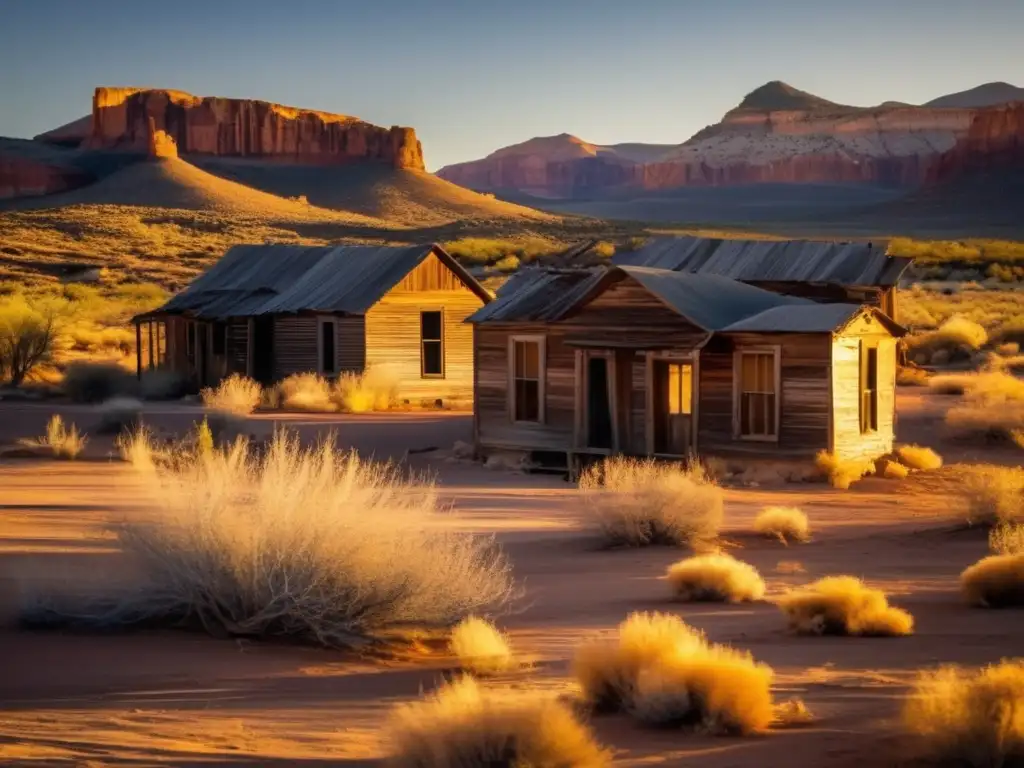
437 80 1024 199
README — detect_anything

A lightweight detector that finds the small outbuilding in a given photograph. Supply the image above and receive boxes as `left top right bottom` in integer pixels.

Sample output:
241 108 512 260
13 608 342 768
134 243 491 405
469 265 905 468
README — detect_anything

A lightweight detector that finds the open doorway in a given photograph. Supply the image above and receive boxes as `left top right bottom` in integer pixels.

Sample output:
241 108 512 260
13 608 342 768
586 355 613 449
251 316 275 385
652 359 694 455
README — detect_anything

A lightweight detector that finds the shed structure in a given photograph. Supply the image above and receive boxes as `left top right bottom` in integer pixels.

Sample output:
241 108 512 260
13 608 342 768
469 265 905 468
134 243 490 405
612 236 913 322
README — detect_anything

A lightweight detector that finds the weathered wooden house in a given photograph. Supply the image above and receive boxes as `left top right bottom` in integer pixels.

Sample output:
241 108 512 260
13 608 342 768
613 236 913 322
134 243 491 404
469 264 905 468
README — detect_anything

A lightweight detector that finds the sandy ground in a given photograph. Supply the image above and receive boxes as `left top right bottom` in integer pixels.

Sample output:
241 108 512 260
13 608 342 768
0 393 1021 766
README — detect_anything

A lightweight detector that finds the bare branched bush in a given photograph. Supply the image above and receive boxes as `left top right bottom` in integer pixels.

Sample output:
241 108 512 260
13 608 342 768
572 612 775 734
200 374 261 416
896 444 943 471
903 661 1024 766
963 466 1024 525
666 553 766 603
777 576 914 636
990 523 1024 555
449 616 516 675
273 372 336 412
333 366 398 413
25 431 514 647
815 451 874 490
579 458 723 548
385 676 609 767
754 506 810 543
961 554 1024 608
26 414 87 459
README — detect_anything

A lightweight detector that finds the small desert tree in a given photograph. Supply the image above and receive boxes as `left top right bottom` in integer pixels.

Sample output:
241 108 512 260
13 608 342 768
0 296 58 386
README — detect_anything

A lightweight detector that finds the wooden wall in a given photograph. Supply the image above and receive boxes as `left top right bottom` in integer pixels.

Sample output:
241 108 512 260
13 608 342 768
831 314 897 460
698 333 832 459
364 253 484 405
272 316 318 380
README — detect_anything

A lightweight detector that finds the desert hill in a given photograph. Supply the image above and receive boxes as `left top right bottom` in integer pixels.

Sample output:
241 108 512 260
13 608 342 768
437 79 1024 201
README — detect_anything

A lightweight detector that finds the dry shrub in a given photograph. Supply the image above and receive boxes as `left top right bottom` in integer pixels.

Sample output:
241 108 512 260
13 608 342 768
24 431 513 647
815 451 874 490
579 457 723 548
95 396 143 435
903 660 1024 766
908 316 988 365
754 506 810 543
990 523 1024 555
773 698 815 727
777 576 914 636
273 373 335 412
116 425 160 470
947 401 1024 444
449 616 515 675
666 553 765 603
961 554 1024 608
333 366 397 413
385 675 609 768
929 374 972 395
27 414 87 459
896 366 930 387
62 361 135 403
963 466 1024 525
896 444 943 471
200 374 261 416
572 612 774 734
775 560 805 575
880 459 910 480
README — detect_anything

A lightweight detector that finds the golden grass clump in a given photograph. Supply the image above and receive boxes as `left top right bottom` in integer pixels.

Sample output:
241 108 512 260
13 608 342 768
116 425 159 470
200 374 261 416
963 466 1024 525
880 459 910 480
896 366 930 387
960 554 1024 608
384 675 609 768
929 374 973 395
334 366 397 413
815 450 874 490
271 373 335 412
777 576 914 636
902 660 1024 766
666 553 765 603
24 430 513 647
579 457 723 548
449 617 515 675
896 444 944 471
754 506 810 543
947 401 1024 445
31 414 87 459
990 523 1024 556
572 612 775 735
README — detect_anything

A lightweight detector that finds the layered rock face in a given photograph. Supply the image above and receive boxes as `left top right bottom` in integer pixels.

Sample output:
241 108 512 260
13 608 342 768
437 81 1021 198
58 87 424 170
0 139 92 199
927 103 1024 182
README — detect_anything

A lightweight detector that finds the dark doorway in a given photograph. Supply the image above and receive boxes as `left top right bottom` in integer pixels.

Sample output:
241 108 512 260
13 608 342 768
251 316 275 385
653 360 693 455
196 324 209 387
586 356 613 450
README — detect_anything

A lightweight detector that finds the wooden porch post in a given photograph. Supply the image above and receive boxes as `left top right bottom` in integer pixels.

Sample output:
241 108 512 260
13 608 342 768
135 322 143 380
148 322 155 370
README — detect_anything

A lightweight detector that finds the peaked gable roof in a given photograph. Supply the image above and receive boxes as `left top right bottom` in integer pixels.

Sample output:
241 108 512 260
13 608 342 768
144 243 489 320
613 236 912 288
467 268 603 323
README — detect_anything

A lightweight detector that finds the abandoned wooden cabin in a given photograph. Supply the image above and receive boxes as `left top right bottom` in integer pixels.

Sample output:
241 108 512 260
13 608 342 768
469 265 906 468
133 243 491 405
613 236 912 322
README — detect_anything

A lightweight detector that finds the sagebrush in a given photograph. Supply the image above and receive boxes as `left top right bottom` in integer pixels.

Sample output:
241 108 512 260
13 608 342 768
27 414 87 459
754 506 810 543
200 374 262 415
335 366 398 413
449 616 516 675
815 451 874 490
902 660 1024 766
777 576 914 636
896 444 943 471
665 553 766 603
24 430 514 647
579 457 723 548
960 553 1024 608
963 466 1024 525
385 676 609 767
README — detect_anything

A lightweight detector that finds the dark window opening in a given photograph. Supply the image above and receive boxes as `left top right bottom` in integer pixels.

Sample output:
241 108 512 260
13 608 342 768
212 322 227 356
320 320 336 375
421 311 444 377
512 338 542 422
738 351 777 438
860 344 879 433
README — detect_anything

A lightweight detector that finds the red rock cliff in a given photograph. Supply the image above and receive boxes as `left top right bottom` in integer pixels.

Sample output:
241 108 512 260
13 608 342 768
85 87 424 170
926 102 1024 182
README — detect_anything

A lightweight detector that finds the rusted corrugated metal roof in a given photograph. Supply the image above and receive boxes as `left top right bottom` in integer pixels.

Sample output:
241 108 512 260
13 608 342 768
613 237 912 287
467 269 604 323
144 243 488 320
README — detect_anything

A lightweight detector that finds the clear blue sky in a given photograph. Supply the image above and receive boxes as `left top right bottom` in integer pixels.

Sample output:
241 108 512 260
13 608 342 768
1 0 1021 171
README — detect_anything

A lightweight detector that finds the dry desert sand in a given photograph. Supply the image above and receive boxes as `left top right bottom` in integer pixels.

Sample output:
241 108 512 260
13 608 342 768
0 390 1022 766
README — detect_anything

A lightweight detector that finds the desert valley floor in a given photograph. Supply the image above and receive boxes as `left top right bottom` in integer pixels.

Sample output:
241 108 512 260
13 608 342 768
0 391 1022 767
